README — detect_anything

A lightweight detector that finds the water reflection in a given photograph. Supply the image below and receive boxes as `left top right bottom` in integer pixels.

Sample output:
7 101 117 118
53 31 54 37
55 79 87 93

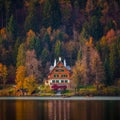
47 100 70 120
0 100 120 120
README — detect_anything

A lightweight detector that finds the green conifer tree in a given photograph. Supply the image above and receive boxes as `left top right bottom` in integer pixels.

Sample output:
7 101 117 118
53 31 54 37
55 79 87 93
42 0 62 29
16 43 26 67
54 40 61 58
24 0 40 32
7 15 18 42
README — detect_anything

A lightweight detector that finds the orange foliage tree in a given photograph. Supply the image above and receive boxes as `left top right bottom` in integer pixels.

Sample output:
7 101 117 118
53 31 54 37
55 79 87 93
15 65 38 95
0 63 8 88
15 66 26 91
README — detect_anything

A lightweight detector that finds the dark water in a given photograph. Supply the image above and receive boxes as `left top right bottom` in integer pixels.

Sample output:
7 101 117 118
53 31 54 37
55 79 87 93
0 100 120 120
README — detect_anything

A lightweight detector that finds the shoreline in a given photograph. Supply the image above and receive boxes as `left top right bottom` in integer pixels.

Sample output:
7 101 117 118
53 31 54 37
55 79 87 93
0 96 120 100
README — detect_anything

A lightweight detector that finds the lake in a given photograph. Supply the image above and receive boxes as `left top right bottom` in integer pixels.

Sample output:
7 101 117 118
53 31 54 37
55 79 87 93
0 99 120 120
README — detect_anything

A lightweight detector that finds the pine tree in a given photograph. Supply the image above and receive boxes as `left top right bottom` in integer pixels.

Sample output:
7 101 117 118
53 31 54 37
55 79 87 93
72 38 105 87
54 40 61 58
7 15 18 42
0 0 5 27
16 43 26 67
42 0 62 29
42 0 51 28
104 58 111 85
41 48 50 66
26 29 36 46
4 0 12 25
13 37 22 64
109 43 117 84
24 0 40 32
28 37 36 50
34 38 42 58
42 32 51 51
116 37 120 78
82 15 103 41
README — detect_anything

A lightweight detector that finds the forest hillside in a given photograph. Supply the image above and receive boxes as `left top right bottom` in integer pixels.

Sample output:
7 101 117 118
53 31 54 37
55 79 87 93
0 0 120 88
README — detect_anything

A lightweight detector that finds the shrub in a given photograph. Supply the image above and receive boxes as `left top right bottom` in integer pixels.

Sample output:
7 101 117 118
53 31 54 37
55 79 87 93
101 86 119 96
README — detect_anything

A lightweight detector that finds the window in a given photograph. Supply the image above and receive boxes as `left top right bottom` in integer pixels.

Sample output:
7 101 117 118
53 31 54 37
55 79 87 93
61 74 68 77
61 80 64 83
65 75 68 77
52 80 55 83
56 80 59 83
54 74 59 77
65 80 68 83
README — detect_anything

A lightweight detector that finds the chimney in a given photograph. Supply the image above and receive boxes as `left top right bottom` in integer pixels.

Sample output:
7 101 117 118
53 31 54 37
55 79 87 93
54 59 56 67
64 59 66 67
59 57 61 61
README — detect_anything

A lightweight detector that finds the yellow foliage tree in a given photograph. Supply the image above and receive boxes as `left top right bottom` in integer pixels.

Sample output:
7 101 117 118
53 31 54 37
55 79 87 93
15 66 26 90
24 75 37 95
72 60 87 89
16 66 38 95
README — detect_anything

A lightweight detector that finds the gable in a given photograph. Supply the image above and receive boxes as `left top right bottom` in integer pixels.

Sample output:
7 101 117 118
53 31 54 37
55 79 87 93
49 61 70 75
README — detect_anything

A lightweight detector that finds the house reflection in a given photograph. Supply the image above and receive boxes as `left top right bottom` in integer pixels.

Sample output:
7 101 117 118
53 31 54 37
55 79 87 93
47 100 70 120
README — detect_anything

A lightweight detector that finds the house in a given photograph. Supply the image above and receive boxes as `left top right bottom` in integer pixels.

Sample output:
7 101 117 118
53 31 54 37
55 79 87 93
45 57 72 90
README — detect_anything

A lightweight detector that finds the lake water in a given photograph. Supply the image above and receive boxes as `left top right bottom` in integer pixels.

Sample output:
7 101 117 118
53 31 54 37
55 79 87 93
0 100 120 120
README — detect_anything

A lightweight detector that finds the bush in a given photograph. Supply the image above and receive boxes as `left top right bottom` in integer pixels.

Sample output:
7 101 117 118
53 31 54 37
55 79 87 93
79 89 98 96
39 93 55 96
62 90 74 96
101 86 120 96
8 88 15 96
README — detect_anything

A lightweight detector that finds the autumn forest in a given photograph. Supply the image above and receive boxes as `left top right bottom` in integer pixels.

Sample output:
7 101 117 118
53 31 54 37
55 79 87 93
0 0 120 95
